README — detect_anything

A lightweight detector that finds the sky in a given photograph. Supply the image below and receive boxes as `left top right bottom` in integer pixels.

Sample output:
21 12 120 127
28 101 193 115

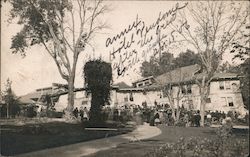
1 1 247 96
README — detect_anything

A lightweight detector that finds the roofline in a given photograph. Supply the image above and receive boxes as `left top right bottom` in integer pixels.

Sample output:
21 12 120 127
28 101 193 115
132 76 154 84
159 75 240 86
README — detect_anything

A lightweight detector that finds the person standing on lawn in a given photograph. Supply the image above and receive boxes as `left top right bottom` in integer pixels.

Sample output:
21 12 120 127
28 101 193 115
206 112 212 126
73 107 79 118
195 110 201 127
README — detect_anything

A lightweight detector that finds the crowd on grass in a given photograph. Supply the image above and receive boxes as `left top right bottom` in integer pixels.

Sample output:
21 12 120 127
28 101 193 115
71 102 249 127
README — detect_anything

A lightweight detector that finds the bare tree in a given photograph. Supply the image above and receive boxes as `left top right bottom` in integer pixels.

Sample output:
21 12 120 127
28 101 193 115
171 1 249 126
8 0 108 118
160 69 188 122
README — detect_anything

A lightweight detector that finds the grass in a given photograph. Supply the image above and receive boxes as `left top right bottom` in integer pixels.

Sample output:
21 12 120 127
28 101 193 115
0 121 133 156
88 125 249 157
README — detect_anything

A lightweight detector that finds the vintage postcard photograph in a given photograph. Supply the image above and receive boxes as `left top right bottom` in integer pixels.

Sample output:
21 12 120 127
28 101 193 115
0 0 249 157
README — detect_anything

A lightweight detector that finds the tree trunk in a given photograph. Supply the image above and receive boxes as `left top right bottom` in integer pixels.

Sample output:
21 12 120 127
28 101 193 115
199 76 210 127
64 72 76 120
6 103 9 118
169 98 176 120
64 56 78 120
67 77 75 112
89 90 104 126
176 100 180 122
200 94 207 127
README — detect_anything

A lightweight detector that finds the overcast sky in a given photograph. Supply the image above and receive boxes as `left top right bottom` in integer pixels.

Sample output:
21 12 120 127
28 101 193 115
1 1 245 96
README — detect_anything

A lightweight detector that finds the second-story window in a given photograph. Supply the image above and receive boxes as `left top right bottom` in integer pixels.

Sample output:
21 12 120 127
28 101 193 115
187 84 192 94
225 81 231 90
138 83 143 87
227 97 234 106
145 81 150 86
124 96 128 102
129 93 134 101
181 85 186 94
219 81 224 90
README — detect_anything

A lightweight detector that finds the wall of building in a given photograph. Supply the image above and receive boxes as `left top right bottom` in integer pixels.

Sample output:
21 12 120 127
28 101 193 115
112 90 162 107
54 79 246 115
54 91 91 111
159 79 246 114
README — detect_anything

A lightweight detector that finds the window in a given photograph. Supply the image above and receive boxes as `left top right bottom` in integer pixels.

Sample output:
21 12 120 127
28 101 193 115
219 81 224 90
124 96 128 102
227 97 234 106
232 83 237 91
225 81 231 90
129 93 134 101
138 83 143 87
145 81 150 86
181 86 186 94
187 84 192 94
221 97 227 106
206 98 211 103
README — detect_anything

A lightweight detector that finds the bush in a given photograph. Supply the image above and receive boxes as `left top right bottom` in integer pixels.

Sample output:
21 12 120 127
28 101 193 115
145 125 249 157
25 106 37 118
46 111 63 118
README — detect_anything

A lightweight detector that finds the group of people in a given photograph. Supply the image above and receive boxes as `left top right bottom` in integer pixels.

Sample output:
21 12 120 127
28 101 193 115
73 107 89 121
71 103 246 127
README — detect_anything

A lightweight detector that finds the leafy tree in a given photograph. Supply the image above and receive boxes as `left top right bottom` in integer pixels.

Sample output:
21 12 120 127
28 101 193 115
158 52 175 74
171 1 249 126
239 59 250 110
7 0 108 117
140 52 175 77
83 59 112 125
1 79 21 118
230 26 250 61
173 49 201 68
140 50 200 77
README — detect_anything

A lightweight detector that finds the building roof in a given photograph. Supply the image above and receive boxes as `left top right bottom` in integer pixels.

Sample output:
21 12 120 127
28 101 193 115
19 87 66 104
155 64 240 86
18 92 38 104
132 76 154 84
143 84 162 90
113 82 132 89
155 64 200 85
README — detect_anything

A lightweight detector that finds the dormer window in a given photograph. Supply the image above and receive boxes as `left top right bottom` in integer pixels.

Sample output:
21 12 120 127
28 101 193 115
145 81 150 86
138 83 143 87
187 84 192 94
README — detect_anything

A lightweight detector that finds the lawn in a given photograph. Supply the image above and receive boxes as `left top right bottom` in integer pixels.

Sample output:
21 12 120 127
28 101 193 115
0 120 133 156
88 126 249 157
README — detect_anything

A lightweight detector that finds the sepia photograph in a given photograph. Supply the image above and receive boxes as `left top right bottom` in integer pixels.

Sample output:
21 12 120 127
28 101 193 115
0 0 249 156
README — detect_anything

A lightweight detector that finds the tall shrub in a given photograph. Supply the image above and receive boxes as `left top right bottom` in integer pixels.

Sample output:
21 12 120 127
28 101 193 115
83 59 112 125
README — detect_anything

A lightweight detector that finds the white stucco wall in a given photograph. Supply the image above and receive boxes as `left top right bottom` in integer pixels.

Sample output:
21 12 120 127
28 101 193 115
54 79 247 115
159 80 246 114
113 90 162 107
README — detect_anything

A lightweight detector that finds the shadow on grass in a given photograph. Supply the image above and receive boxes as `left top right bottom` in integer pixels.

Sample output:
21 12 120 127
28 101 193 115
0 122 133 156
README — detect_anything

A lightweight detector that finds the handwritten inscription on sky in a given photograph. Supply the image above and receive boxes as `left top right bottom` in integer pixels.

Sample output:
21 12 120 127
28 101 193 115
105 2 189 78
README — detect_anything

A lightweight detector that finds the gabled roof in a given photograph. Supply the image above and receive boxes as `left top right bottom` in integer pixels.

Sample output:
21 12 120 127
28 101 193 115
113 82 132 89
18 92 38 104
155 64 200 85
155 64 240 86
19 88 66 104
